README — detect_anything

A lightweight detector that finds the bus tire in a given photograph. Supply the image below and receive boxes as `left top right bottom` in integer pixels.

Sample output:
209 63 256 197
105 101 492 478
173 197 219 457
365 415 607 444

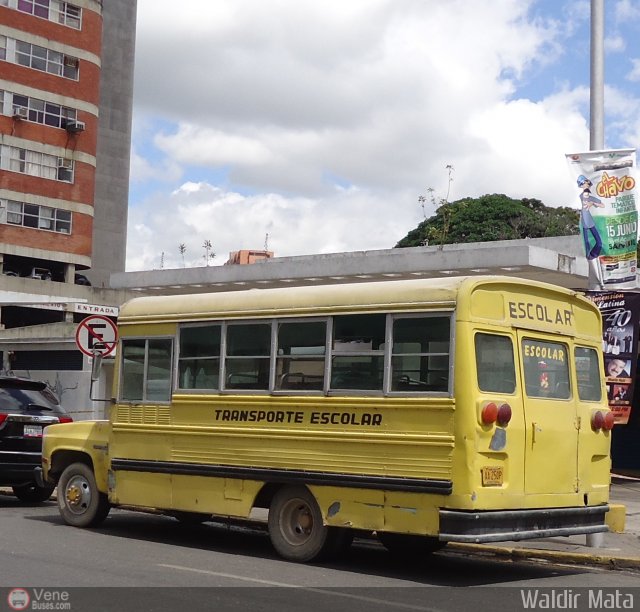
58 462 110 528
268 486 347 562
378 532 446 557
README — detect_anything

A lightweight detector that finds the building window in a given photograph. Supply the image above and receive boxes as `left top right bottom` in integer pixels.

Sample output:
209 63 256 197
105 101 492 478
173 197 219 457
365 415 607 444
55 1 81 29
0 36 6 62
9 0 81 28
12 93 77 128
15 40 79 80
57 157 73 182
17 0 50 19
4 146 73 183
4 200 72 234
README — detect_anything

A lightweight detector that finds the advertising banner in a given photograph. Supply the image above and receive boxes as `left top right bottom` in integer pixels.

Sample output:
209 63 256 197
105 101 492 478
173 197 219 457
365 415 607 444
584 290 640 425
566 149 638 289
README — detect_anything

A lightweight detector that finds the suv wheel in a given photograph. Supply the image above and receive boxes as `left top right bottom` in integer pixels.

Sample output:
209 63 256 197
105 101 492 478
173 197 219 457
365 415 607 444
12 482 55 503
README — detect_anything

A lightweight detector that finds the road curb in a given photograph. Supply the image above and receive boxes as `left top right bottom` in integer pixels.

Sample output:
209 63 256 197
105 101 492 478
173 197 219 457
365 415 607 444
447 542 640 571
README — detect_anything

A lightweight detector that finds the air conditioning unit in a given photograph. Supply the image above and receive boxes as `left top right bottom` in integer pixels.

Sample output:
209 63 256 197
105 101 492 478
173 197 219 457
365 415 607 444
58 158 73 169
12 106 28 120
65 120 85 133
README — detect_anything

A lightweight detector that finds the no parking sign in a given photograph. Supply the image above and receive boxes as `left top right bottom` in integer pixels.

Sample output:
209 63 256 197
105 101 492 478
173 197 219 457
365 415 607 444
75 315 118 357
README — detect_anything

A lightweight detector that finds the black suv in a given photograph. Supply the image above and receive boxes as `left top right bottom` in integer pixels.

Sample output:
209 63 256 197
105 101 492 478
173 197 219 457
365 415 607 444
0 377 72 502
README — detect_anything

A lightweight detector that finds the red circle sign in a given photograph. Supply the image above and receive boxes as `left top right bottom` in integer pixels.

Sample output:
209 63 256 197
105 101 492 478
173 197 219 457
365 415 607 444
75 315 118 357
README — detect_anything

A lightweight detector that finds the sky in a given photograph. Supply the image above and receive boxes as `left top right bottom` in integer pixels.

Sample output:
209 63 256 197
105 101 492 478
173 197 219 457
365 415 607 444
127 0 640 271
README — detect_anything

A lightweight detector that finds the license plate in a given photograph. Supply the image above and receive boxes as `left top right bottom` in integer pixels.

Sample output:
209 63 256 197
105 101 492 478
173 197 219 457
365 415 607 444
481 466 503 486
23 424 43 437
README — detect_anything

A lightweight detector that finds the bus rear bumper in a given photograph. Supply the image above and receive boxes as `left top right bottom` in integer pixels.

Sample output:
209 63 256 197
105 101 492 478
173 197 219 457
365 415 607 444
439 505 609 543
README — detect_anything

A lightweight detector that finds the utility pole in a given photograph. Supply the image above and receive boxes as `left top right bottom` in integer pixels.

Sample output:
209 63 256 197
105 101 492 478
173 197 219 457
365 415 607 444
590 0 604 151
588 0 605 291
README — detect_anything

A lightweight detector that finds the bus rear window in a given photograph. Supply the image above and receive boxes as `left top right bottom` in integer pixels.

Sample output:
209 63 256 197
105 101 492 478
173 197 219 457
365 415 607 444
575 347 602 401
522 338 570 399
475 333 515 394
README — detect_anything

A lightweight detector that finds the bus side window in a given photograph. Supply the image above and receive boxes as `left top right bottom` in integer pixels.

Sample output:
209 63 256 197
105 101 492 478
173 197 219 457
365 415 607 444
225 323 271 390
178 324 221 390
330 314 385 391
276 320 326 391
121 339 146 401
391 315 451 392
121 338 173 402
475 333 516 394
146 339 173 401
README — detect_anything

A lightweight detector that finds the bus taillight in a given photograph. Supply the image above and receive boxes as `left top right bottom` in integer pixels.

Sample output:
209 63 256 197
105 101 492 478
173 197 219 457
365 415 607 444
603 411 615 431
481 402 511 427
591 410 614 431
481 402 498 424
497 403 512 426
591 411 604 431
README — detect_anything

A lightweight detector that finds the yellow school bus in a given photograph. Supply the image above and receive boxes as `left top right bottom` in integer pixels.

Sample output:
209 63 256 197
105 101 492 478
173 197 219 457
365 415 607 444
40 276 613 562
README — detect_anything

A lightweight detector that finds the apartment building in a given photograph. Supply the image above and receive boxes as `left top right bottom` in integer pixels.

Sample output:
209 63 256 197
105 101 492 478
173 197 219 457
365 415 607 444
0 0 136 418
0 0 103 286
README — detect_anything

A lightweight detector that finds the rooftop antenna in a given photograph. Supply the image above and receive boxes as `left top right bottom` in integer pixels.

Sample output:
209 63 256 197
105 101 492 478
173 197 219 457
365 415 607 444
264 233 269 251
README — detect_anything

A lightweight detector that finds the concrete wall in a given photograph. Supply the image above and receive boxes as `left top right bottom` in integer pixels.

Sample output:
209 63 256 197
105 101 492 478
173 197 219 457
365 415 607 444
90 0 137 288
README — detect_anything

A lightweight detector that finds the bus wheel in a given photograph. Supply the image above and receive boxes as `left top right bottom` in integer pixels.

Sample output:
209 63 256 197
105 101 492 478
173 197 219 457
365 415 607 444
377 532 446 557
268 486 347 562
58 462 110 528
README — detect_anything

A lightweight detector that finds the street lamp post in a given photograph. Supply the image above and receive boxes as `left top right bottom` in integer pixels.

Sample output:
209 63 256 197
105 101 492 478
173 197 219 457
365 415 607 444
588 0 605 291
590 0 604 151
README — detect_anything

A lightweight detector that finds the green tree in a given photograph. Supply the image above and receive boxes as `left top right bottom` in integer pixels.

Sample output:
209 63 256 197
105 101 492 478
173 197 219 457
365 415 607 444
395 194 579 248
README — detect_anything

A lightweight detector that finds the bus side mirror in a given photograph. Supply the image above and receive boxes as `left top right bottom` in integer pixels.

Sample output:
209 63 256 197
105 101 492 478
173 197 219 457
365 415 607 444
91 342 104 382
89 345 113 403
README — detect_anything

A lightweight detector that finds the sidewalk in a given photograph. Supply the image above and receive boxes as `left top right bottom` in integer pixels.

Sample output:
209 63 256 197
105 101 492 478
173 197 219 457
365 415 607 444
449 475 640 571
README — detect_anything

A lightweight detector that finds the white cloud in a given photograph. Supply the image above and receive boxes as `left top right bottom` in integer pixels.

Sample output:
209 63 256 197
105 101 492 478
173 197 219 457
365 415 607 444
126 182 417 270
128 0 640 271
627 58 640 82
605 34 626 53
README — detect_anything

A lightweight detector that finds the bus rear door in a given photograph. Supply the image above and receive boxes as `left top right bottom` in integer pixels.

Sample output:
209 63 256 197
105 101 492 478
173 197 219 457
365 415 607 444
517 333 579 495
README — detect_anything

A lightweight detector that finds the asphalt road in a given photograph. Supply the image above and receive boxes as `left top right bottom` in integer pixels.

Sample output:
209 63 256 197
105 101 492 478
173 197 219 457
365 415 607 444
0 495 639 612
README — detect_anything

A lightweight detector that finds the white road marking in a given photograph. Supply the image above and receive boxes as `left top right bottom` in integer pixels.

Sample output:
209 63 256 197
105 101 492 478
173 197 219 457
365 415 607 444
158 564 443 611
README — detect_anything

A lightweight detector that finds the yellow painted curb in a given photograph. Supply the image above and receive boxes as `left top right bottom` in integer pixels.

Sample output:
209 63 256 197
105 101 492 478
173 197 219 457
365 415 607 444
448 542 640 571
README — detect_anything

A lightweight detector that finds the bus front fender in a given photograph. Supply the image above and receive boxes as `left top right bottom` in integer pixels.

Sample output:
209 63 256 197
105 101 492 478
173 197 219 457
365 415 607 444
42 420 112 494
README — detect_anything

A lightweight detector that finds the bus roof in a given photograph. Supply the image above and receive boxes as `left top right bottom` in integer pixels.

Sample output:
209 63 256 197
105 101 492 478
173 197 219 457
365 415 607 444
117 275 587 325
